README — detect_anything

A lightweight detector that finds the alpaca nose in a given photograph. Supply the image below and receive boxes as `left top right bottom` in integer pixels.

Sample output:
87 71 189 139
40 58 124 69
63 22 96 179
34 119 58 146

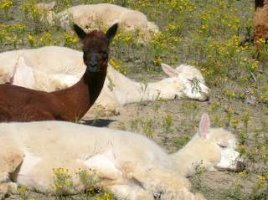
88 53 98 68
90 62 97 68
235 161 246 172
203 94 210 101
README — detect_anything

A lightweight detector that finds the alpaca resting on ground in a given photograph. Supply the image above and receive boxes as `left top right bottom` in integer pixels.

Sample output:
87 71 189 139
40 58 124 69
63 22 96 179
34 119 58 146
0 46 210 115
13 57 210 110
0 24 118 122
38 2 159 42
0 113 243 199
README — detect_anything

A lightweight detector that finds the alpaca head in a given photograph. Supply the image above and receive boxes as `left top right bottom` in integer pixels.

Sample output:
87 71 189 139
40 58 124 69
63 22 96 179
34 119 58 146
73 23 118 73
193 113 244 172
255 0 264 9
161 63 210 101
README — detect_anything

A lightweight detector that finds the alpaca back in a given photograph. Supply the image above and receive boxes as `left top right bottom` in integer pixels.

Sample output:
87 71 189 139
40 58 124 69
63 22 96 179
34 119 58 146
0 121 172 168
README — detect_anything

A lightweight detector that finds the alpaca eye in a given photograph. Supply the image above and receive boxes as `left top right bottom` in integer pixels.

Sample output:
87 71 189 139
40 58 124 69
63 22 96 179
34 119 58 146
153 191 163 199
101 52 108 58
218 143 227 149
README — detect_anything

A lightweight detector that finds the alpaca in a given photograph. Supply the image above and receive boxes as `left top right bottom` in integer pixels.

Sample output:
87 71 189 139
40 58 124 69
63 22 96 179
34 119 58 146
13 58 210 108
94 63 210 112
0 24 118 122
0 46 210 115
41 2 158 42
0 113 242 199
170 113 244 177
254 0 268 42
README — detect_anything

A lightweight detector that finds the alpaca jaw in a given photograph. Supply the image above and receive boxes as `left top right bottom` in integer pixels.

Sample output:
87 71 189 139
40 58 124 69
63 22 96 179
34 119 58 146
215 147 244 172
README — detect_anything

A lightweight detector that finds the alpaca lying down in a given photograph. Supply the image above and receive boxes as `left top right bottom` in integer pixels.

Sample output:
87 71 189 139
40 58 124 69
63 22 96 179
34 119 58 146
0 46 210 114
37 2 159 42
0 114 242 199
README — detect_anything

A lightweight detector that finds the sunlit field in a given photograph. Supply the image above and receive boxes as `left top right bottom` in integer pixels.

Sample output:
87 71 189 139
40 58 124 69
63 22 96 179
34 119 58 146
0 0 267 199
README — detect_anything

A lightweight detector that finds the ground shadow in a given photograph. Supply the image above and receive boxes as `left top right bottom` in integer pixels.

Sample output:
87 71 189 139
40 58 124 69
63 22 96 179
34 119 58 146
80 119 115 127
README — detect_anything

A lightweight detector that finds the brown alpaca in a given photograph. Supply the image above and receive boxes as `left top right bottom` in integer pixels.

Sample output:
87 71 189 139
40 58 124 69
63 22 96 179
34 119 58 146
254 0 268 42
0 23 118 122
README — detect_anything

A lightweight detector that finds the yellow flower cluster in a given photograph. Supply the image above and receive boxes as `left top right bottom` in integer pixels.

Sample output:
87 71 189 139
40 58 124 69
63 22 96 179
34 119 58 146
53 167 74 193
96 192 113 200
0 0 13 10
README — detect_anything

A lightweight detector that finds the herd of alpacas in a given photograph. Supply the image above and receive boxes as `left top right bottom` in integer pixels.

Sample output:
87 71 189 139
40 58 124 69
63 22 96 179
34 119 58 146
0 2 250 200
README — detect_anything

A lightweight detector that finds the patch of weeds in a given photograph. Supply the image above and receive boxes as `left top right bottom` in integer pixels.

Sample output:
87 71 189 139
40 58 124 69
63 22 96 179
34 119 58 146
225 180 245 200
174 135 190 149
53 167 74 196
161 114 174 144
17 185 31 200
53 167 111 199
77 169 100 194
130 117 154 137
241 110 250 132
190 161 206 191
250 172 268 200
224 106 237 128
54 0 72 12
0 23 26 48
109 57 128 75
223 89 246 102
96 192 114 200
21 0 50 33
63 32 79 47
116 121 126 130
181 101 200 114
162 114 174 134
0 0 13 19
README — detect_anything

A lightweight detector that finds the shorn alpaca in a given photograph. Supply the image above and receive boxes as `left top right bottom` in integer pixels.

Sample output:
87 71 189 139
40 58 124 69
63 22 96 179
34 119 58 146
0 24 118 122
254 0 268 42
0 46 210 114
38 2 159 42
171 113 245 177
0 113 243 199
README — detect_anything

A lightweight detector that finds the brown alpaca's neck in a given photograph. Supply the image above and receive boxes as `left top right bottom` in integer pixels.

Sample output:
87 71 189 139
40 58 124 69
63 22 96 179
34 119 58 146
52 69 107 121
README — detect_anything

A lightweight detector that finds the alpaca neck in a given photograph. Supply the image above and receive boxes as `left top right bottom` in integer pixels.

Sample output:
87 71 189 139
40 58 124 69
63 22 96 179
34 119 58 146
140 79 176 101
115 78 176 105
170 136 204 176
53 69 107 121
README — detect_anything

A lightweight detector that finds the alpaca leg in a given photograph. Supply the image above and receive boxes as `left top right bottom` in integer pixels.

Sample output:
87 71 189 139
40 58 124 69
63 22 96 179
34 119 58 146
0 182 18 199
107 183 154 200
121 164 201 199
93 168 154 200
0 146 24 197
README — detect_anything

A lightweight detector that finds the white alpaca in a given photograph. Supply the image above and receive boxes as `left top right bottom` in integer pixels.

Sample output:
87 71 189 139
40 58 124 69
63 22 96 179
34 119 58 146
0 46 210 114
57 3 159 41
39 2 159 42
0 113 242 199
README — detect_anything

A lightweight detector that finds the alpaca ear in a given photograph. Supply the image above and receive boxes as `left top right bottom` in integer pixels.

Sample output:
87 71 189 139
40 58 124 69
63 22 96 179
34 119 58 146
198 113 210 138
106 23 118 43
161 63 178 77
73 24 86 40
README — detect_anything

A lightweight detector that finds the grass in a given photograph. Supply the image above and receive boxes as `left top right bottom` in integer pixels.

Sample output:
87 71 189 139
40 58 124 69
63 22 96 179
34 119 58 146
0 0 267 199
